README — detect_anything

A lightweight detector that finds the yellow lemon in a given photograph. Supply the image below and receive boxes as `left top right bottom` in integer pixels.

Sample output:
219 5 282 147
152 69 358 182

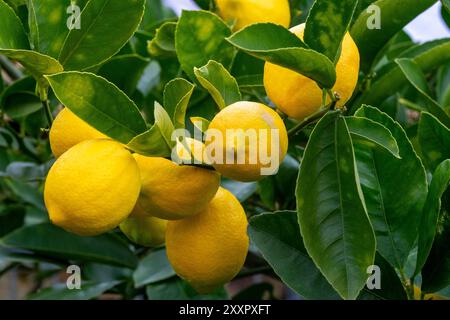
166 187 249 293
119 204 167 247
215 0 291 30
205 101 288 182
264 23 360 121
44 139 140 236
133 155 220 220
174 137 210 165
414 286 448 300
49 108 107 158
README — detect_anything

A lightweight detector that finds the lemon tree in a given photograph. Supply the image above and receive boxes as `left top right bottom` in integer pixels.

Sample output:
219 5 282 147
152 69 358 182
0 0 449 301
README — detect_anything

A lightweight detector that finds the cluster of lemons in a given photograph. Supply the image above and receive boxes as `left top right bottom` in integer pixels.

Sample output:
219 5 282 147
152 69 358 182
43 0 360 293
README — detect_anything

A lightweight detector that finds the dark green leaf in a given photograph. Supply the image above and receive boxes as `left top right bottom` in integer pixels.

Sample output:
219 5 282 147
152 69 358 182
354 106 428 273
176 10 235 81
3 177 45 210
395 58 450 128
58 0 145 70
1 223 138 268
0 205 25 237
28 281 121 300
148 21 176 57
416 160 450 275
418 112 450 171
163 78 195 129
0 0 28 49
248 211 340 300
46 71 147 144
297 111 376 300
140 0 176 32
351 0 437 72
194 60 241 109
304 0 359 63
133 249 175 288
226 23 336 89
345 116 400 158
2 91 41 119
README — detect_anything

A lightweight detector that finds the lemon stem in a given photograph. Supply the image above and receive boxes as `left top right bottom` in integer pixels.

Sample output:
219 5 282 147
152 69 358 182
287 107 330 137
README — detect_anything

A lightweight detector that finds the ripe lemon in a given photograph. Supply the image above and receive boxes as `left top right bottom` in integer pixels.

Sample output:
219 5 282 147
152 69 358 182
133 155 220 220
44 139 141 236
264 23 360 121
205 101 288 182
119 204 167 247
166 187 249 293
49 108 107 158
215 0 291 30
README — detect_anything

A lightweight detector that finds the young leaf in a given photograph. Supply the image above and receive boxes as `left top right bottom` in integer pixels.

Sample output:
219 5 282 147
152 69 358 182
133 249 175 288
248 211 340 300
148 21 176 57
418 112 450 171
395 58 450 128
46 71 147 144
28 281 121 300
58 0 145 70
355 39 450 108
304 0 359 63
296 111 376 300
1 223 138 268
127 102 175 157
354 106 428 273
163 78 195 129
226 23 336 89
415 160 450 276
351 0 437 72
194 60 241 109
0 0 28 49
175 10 235 81
345 116 400 158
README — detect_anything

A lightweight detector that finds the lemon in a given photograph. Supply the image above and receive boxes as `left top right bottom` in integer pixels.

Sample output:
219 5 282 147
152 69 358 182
264 23 360 121
166 187 249 293
215 0 291 30
205 101 288 182
133 155 220 220
174 137 210 165
120 204 167 247
414 286 448 300
49 108 107 158
44 139 140 236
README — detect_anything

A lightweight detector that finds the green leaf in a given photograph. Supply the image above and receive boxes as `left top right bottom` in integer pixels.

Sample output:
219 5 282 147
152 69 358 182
296 111 376 300
221 179 257 202
226 23 336 89
133 249 175 288
2 91 41 119
97 54 149 96
436 64 450 108
139 0 176 32
0 0 28 49
0 50 63 81
355 39 450 108
146 277 228 300
351 0 437 72
176 10 235 82
58 0 145 70
127 102 174 157
46 71 147 144
1 223 138 268
248 211 340 300
194 60 241 110
163 78 195 129
3 177 45 210
0 205 25 237
418 112 450 171
354 106 428 272
304 0 359 63
345 116 400 158
190 116 210 133
421 211 450 293
395 58 450 128
28 281 121 300
148 21 176 57
415 160 450 276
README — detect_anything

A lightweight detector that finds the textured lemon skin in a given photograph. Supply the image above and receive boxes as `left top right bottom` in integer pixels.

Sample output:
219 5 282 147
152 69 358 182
166 187 249 293
49 108 107 158
216 0 290 30
120 204 167 247
44 139 141 236
206 101 288 182
264 24 360 121
133 155 221 220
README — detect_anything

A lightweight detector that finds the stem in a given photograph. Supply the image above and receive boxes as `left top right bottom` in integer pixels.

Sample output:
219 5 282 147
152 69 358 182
288 108 330 137
0 55 23 80
42 99 53 126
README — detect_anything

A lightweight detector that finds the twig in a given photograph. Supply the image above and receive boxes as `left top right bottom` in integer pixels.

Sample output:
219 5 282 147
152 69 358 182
287 108 330 137
42 99 53 126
